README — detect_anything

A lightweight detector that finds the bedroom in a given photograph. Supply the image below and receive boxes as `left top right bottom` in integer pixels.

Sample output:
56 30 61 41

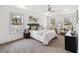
0 5 79 53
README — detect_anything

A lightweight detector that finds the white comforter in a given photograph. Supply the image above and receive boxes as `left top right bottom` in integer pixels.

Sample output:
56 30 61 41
30 30 57 45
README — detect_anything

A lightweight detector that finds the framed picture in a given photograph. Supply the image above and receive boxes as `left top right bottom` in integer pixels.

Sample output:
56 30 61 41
29 16 38 23
9 12 24 34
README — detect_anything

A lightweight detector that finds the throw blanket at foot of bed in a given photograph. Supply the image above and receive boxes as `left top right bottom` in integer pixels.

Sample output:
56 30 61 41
30 30 57 45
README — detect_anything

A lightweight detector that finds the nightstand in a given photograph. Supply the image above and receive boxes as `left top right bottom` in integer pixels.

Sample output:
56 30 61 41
24 32 30 38
65 32 78 53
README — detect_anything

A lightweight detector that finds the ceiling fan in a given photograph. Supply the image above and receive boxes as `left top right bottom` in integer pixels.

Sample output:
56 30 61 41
48 5 56 12
44 5 56 16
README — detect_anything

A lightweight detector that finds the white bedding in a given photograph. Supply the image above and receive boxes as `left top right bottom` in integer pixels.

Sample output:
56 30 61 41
30 30 57 45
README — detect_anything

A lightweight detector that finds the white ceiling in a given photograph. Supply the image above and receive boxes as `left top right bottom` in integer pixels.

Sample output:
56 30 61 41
25 5 79 16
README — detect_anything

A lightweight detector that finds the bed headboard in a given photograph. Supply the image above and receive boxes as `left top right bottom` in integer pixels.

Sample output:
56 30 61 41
28 23 39 30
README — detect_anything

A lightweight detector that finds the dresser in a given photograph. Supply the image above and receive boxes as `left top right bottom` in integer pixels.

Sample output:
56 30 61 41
65 32 78 53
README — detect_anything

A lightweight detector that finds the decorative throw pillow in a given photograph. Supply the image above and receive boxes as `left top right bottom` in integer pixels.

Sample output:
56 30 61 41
31 26 37 30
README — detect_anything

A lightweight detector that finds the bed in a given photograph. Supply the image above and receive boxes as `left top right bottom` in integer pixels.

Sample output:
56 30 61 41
30 30 57 45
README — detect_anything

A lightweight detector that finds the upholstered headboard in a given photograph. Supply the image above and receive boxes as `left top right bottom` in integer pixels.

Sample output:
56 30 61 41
28 23 39 30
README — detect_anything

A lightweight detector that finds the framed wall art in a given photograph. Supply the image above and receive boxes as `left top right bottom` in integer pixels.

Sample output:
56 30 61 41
29 16 38 23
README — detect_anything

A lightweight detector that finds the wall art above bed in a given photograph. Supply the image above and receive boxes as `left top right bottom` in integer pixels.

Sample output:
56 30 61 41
9 12 24 34
29 16 38 23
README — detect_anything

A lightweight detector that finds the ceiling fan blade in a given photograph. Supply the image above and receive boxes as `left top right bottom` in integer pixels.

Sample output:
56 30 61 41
48 5 56 12
48 7 51 11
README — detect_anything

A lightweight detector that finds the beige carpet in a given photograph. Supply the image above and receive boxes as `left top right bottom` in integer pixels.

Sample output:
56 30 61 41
0 35 70 53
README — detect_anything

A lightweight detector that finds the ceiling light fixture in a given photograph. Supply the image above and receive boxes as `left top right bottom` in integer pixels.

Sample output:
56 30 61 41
44 11 53 16
44 5 56 16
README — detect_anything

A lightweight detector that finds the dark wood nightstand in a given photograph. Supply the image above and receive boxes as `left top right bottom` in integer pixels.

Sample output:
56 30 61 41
65 32 78 53
24 32 30 38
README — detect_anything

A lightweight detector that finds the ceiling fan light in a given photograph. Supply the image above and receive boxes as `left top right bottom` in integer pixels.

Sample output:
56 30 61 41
44 12 53 16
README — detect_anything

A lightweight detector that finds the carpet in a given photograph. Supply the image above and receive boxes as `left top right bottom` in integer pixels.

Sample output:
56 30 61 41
0 35 70 53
